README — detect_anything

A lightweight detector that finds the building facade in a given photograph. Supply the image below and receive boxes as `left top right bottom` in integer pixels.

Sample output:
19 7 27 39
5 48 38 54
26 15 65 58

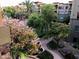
53 1 72 21
70 0 79 41
32 1 44 13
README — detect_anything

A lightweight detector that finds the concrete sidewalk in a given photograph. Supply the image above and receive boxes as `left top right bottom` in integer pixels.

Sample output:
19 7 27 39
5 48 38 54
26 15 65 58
39 38 64 59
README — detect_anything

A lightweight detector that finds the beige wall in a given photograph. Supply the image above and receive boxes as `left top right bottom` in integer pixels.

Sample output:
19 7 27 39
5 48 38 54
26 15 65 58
53 2 72 15
71 0 79 19
0 6 11 45
70 0 79 39
0 8 4 24
0 26 11 45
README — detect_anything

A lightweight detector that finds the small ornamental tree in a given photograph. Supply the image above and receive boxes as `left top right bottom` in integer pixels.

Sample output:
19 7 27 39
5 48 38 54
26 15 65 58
50 22 70 44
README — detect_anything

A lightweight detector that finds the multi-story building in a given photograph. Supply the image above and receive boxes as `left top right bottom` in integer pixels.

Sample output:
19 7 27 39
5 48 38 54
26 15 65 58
68 1 72 16
32 1 44 13
70 0 79 41
18 1 44 13
53 1 72 21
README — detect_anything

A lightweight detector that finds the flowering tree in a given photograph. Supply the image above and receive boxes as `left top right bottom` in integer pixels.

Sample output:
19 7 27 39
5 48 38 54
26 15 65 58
3 19 40 59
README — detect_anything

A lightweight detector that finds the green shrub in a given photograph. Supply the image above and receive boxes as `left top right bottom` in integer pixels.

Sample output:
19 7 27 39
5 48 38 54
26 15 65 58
37 50 54 59
64 53 76 59
28 13 46 37
28 13 41 28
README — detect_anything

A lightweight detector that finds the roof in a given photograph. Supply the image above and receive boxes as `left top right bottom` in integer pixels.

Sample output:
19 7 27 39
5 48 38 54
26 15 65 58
34 1 43 4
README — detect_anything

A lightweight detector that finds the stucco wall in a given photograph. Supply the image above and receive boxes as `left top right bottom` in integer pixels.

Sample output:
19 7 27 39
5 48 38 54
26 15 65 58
0 26 11 45
71 0 79 19
69 0 79 40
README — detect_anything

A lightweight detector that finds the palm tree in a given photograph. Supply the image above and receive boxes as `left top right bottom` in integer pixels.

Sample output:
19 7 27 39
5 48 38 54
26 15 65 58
23 0 33 17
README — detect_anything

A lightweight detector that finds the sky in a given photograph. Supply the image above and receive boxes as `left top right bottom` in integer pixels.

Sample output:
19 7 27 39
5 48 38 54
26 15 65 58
0 0 72 7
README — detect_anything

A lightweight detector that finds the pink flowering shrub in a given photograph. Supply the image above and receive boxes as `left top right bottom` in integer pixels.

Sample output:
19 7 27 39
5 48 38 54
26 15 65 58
3 19 40 58
3 19 25 28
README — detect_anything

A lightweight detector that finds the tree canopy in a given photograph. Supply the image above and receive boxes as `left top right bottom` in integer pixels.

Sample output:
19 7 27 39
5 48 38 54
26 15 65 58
41 4 57 23
28 4 58 37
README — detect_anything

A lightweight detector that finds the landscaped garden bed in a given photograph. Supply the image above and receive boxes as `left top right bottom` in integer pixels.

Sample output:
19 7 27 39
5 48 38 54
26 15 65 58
47 40 58 50
37 50 54 59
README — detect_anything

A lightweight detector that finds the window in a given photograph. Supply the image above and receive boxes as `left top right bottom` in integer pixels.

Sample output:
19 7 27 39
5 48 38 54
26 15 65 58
69 4 72 9
77 12 79 19
59 6 63 9
55 5 58 9
66 6 68 9
73 38 77 42
75 25 79 31
55 11 57 13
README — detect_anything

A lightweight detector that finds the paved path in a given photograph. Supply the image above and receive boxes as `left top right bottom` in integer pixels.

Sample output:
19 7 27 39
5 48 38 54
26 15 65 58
39 38 64 59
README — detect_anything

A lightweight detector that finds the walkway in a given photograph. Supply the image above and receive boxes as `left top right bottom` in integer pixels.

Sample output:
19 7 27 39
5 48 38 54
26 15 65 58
39 38 64 59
